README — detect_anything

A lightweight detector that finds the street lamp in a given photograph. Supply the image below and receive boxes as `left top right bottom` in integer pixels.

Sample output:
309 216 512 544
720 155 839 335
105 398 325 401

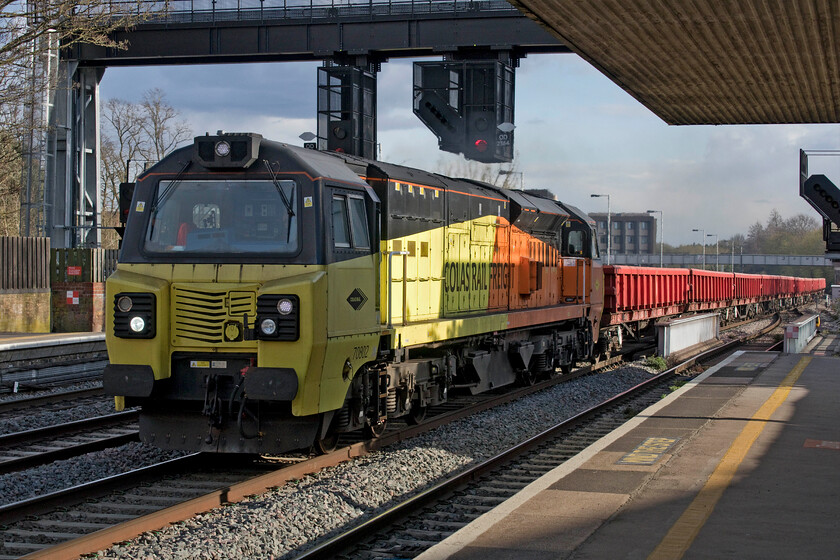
692 228 705 269
498 169 524 189
707 233 719 271
646 209 663 267
591 194 611 265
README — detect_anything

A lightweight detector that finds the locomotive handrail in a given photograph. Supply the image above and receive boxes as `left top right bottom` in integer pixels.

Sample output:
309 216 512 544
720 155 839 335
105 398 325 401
386 250 409 328
583 258 587 305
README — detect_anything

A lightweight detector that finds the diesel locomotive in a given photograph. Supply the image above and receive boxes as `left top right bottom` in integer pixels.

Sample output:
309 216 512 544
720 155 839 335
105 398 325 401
104 132 825 455
104 132 603 453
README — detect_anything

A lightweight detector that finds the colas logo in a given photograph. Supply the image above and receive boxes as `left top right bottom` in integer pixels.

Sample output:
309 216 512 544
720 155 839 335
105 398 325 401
347 288 368 310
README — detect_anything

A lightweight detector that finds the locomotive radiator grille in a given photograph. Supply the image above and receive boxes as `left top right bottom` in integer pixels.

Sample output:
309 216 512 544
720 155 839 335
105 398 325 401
172 285 257 346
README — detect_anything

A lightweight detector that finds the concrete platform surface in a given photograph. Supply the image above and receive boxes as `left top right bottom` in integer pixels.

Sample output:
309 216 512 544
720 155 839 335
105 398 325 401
418 341 840 560
0 332 104 352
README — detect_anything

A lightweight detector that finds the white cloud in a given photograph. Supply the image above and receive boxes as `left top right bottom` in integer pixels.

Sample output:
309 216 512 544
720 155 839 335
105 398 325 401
101 55 840 247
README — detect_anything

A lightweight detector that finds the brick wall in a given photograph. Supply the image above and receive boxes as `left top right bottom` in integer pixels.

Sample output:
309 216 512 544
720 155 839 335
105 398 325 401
50 282 106 332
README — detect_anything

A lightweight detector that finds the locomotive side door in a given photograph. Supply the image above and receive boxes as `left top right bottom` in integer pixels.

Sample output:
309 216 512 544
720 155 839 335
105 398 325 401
327 185 379 336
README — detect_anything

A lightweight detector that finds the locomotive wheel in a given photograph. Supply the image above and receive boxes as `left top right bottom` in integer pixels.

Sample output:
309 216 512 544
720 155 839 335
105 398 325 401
364 420 387 439
406 404 427 425
315 432 339 454
561 352 577 374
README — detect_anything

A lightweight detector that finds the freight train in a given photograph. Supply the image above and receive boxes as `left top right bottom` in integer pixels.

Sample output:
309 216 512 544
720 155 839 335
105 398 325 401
103 132 825 454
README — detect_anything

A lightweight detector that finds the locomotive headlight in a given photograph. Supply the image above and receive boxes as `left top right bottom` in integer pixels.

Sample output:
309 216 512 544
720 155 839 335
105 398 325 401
260 318 277 336
277 298 293 315
129 316 146 333
215 141 231 157
117 296 133 313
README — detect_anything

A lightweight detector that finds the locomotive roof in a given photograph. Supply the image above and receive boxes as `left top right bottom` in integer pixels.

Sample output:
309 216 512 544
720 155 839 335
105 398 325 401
291 147 592 233
560 203 595 226
261 141 370 188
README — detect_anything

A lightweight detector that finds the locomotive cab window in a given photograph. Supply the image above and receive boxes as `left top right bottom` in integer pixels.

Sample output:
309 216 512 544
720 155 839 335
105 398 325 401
144 179 298 255
332 193 370 250
563 223 591 258
565 230 585 257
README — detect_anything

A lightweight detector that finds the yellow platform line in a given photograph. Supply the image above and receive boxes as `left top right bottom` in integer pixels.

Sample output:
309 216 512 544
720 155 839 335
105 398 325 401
648 356 812 560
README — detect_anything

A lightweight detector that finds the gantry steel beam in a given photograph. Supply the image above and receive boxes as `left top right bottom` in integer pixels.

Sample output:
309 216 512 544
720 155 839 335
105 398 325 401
68 1 567 67
47 1 568 247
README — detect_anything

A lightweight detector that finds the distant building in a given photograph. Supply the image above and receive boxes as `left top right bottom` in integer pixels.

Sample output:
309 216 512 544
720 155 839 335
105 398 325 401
591 212 656 255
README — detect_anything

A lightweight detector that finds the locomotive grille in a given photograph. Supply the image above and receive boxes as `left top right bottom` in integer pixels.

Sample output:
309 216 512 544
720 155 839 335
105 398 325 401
172 285 257 346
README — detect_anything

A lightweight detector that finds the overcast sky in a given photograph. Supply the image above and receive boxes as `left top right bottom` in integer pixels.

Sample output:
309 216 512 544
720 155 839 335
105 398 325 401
100 53 840 246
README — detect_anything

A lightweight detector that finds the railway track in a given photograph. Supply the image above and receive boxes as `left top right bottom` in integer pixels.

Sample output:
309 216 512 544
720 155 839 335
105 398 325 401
0 316 784 559
296 368 680 559
294 317 787 559
0 411 139 475
0 352 647 559
0 387 105 419
0 335 107 393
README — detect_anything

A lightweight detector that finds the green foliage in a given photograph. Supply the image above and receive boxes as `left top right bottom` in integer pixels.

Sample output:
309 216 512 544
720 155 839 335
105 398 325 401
745 209 822 255
669 209 832 287
645 355 668 372
669 379 688 392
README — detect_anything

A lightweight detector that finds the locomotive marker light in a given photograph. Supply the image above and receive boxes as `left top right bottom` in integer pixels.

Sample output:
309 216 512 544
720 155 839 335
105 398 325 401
194 132 261 168
214 141 231 157
277 298 293 315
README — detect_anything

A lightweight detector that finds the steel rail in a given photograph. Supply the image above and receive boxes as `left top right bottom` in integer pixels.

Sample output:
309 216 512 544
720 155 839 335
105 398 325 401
0 388 104 414
293 370 680 559
8 353 636 560
0 410 137 447
0 411 139 475
12 315 780 560
0 454 205 525
291 314 785 559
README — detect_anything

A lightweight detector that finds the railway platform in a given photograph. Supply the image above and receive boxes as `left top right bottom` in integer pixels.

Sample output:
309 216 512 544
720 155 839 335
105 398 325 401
418 336 840 559
0 332 103 352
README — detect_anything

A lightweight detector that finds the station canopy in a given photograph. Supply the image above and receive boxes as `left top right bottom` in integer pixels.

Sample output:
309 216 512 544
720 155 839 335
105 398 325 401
509 0 839 124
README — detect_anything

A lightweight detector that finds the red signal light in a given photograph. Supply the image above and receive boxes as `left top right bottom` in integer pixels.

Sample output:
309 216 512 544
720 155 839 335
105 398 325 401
474 139 488 152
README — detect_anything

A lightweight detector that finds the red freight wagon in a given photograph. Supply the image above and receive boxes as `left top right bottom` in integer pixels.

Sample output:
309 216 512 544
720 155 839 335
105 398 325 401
734 273 762 301
602 266 689 325
780 276 796 296
761 275 778 298
689 269 734 307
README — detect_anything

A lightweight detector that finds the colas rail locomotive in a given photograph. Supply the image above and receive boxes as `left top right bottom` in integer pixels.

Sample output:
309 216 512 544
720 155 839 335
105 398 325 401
103 132 824 454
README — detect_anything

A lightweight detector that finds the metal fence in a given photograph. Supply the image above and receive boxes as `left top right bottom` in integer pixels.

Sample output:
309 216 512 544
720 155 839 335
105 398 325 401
0 237 51 292
114 0 519 23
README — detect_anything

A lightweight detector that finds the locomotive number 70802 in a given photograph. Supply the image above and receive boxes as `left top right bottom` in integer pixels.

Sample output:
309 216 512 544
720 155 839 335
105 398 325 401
352 345 370 360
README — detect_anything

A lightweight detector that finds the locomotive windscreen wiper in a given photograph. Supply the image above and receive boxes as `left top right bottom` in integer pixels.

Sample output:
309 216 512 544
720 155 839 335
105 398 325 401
152 160 192 211
262 160 295 218
262 159 296 242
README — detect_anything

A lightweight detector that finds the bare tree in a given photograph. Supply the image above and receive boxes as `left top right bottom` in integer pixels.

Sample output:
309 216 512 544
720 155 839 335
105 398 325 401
100 88 191 248
0 131 22 235
1 1 163 236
